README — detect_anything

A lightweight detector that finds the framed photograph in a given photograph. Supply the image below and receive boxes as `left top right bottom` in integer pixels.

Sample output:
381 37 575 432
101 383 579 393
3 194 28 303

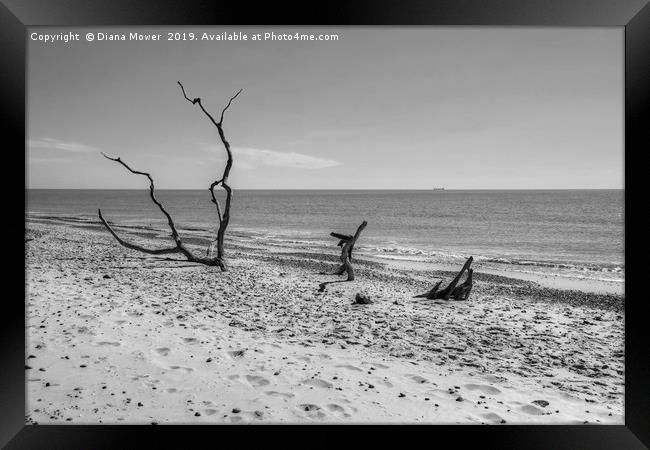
3 0 648 447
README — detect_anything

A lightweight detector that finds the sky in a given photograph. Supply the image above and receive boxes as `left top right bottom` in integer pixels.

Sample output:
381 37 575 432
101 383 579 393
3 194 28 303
27 27 623 189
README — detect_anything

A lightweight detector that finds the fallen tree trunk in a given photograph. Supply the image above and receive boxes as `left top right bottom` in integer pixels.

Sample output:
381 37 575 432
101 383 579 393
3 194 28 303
414 256 474 300
330 221 367 281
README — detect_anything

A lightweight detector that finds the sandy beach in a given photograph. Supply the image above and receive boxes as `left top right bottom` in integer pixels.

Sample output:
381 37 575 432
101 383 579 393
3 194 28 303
25 217 624 424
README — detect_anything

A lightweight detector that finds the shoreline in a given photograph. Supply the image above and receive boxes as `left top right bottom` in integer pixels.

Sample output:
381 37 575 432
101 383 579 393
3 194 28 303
26 213 625 295
25 218 624 424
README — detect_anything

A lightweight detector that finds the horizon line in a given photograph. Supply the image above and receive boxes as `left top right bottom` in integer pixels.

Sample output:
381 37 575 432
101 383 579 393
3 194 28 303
25 187 624 191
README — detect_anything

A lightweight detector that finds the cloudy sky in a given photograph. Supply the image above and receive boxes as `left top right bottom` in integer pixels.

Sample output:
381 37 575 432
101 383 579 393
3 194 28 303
28 27 623 189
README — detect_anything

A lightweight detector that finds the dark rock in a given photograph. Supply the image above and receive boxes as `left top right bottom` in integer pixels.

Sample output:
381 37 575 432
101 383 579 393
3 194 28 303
232 408 241 414
456 396 464 402
194 412 201 416
354 293 373 305
103 275 111 279
398 393 406 398
532 400 549 407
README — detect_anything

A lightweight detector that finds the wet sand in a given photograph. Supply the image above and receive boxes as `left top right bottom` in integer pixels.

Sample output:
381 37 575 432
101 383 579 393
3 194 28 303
25 218 624 424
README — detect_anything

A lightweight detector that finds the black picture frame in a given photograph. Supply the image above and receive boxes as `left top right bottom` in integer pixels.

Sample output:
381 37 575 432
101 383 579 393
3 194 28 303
3 0 648 448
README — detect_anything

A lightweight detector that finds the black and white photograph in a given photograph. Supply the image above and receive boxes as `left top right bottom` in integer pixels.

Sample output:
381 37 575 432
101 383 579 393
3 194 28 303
24 26 625 425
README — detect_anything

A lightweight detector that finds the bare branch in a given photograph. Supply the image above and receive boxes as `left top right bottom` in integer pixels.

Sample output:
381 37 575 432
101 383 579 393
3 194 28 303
177 81 221 129
179 82 242 264
98 209 181 255
98 84 242 272
101 153 183 245
219 89 243 125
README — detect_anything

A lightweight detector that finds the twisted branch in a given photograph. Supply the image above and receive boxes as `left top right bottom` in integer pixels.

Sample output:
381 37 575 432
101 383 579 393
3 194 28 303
178 82 242 262
98 84 242 270
97 154 224 268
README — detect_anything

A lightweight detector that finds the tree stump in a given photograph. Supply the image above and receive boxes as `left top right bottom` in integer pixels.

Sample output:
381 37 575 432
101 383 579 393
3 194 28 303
414 256 474 301
330 221 367 281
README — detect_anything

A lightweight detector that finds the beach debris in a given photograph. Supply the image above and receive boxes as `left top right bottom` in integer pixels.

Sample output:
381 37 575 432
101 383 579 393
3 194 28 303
414 256 474 301
353 293 373 305
329 221 368 281
97 83 244 271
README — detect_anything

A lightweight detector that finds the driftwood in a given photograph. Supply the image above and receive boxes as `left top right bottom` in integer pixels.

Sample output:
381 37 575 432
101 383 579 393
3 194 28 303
97 83 242 271
330 221 367 281
415 256 474 301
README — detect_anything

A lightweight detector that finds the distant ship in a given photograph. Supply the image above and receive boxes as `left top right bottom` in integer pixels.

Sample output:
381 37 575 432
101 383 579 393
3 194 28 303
432 187 445 191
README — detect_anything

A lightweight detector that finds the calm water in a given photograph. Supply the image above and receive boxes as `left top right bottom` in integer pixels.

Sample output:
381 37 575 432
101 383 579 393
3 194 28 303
26 189 624 276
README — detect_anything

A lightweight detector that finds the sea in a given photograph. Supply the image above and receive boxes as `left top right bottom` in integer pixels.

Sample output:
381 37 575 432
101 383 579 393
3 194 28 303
26 189 624 283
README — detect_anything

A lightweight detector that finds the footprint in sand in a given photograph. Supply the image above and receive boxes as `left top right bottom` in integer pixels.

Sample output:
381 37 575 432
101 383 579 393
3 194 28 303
295 356 311 363
520 404 545 415
481 412 504 423
408 375 429 384
481 374 506 384
95 341 120 347
464 384 502 395
370 362 390 369
265 391 295 398
204 409 218 416
302 378 333 389
155 347 171 356
166 388 178 393
325 404 350 418
299 404 326 419
114 320 127 325
336 364 363 372
169 365 194 373
182 337 197 344
246 375 270 387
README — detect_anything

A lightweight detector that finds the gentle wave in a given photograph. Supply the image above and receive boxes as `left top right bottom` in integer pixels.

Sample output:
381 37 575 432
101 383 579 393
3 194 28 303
480 257 623 273
230 230 625 277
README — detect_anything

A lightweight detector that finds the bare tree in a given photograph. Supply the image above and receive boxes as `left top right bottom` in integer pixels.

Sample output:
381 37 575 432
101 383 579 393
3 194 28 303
329 221 368 281
97 83 242 271
414 256 474 300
